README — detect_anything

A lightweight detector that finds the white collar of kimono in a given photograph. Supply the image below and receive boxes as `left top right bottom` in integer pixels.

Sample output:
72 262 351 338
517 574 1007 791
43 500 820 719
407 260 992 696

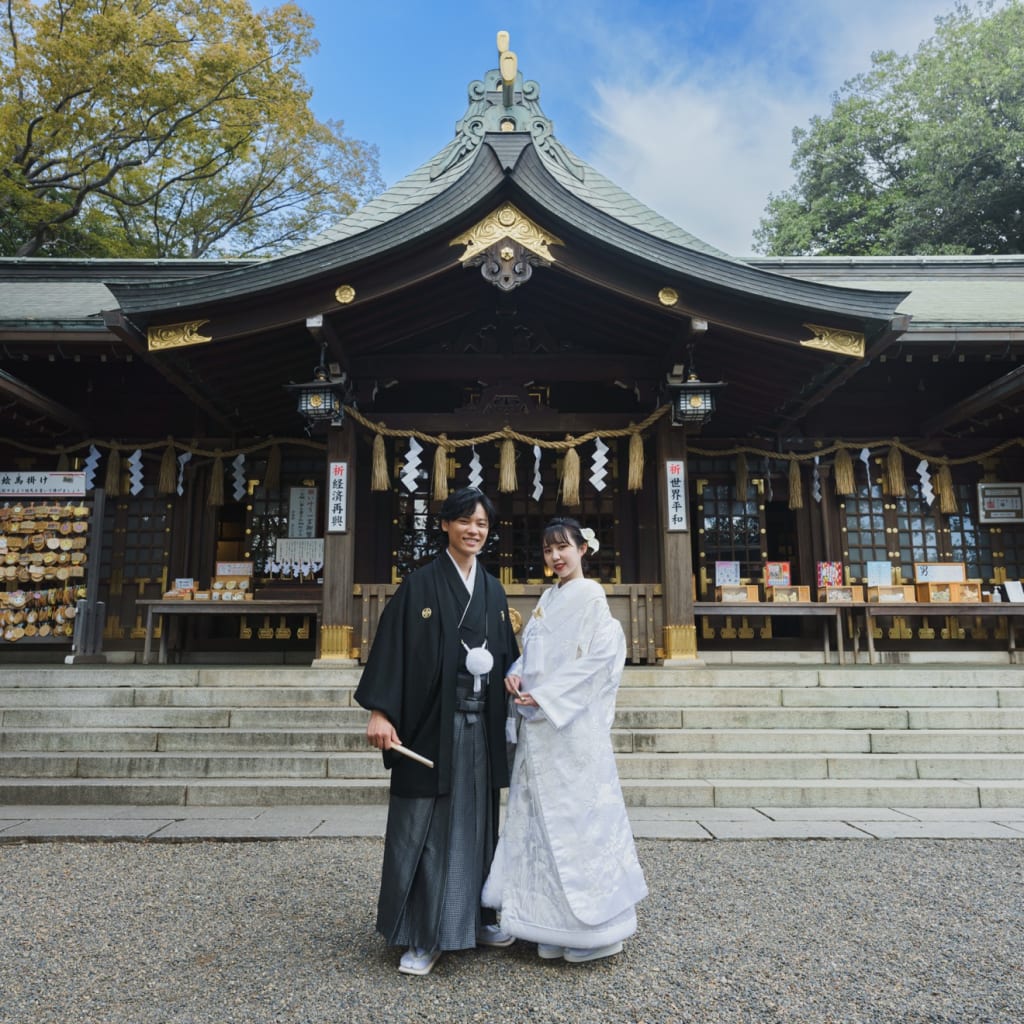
446 549 477 595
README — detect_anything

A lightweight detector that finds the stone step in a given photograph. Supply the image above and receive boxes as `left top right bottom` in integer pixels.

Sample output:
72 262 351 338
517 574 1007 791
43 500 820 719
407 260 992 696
623 728 871 753
779 687 1005 708
0 727 371 753
0 752 386 779
702 778 1024 809
2 774 1022 808
8 704 1024 733
868 729 1024 753
5 750 1023 784
2 682 1017 712
0 667 364 689
0 778 390 806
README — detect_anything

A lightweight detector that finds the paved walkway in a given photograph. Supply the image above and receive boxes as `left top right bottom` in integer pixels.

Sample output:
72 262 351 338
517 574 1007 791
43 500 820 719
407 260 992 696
2 803 1023 841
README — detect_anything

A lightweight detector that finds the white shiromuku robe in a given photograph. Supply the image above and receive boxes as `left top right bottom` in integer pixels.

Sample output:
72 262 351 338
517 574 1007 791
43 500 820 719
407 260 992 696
482 577 648 947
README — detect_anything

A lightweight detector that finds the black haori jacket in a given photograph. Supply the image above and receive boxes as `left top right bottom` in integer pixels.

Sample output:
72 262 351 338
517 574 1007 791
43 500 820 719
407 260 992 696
354 554 518 797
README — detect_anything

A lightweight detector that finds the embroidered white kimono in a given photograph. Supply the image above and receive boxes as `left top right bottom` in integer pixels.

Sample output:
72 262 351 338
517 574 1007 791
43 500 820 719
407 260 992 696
482 578 647 947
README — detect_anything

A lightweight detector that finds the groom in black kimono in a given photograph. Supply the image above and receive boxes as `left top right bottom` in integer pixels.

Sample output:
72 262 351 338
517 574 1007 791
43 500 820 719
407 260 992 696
355 487 520 975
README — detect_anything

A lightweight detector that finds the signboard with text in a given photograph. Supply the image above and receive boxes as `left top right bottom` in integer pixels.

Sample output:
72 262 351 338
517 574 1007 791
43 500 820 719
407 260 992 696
665 461 687 532
288 486 318 538
0 471 86 497
327 461 348 532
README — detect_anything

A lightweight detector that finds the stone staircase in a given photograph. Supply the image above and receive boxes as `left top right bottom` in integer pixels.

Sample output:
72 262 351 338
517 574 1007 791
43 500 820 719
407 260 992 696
1 664 1023 808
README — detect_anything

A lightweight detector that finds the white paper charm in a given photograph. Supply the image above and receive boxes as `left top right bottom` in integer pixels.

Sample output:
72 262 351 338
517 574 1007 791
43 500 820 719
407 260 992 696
401 438 422 493
176 451 193 496
590 437 609 492
83 445 102 492
468 445 483 490
532 445 543 502
812 455 822 503
127 449 144 496
231 453 247 502
916 459 935 505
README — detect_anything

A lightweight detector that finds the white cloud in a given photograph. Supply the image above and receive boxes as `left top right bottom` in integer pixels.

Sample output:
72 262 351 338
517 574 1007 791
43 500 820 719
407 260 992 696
566 0 965 255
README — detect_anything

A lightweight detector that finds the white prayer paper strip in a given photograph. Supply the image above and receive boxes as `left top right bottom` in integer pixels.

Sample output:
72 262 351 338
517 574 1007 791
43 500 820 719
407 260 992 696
401 437 422 493
176 451 193 496
468 445 483 490
231 453 247 502
916 458 935 505
531 445 543 501
127 449 145 496
83 445 102 491
590 436 609 492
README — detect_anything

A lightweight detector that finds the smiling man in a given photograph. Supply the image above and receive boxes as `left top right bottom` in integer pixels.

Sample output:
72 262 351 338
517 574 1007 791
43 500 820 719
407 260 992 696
355 487 520 975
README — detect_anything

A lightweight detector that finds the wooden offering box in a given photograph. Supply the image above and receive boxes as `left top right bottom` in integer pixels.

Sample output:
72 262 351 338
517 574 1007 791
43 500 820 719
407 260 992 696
768 585 811 603
818 586 864 603
716 584 759 602
867 585 915 603
915 581 982 603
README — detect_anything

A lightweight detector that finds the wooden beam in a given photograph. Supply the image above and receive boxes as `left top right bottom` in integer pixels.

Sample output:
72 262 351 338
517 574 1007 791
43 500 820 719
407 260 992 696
921 364 1024 437
102 310 238 434
0 368 90 432
350 353 662 382
772 315 910 434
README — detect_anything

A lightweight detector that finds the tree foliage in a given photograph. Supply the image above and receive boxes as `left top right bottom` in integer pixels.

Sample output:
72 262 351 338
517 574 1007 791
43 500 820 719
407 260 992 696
0 0 383 257
754 1 1024 256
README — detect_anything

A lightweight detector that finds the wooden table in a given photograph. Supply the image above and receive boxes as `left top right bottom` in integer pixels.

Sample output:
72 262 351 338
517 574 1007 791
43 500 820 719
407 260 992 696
138 599 321 664
861 601 1024 663
694 601 847 662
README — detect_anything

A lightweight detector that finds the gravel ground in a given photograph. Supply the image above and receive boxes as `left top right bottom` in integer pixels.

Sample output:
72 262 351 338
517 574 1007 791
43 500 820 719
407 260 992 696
1 837 1022 1024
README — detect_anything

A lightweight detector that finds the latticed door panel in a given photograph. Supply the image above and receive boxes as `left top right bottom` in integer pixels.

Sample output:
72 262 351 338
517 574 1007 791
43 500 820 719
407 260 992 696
100 487 172 641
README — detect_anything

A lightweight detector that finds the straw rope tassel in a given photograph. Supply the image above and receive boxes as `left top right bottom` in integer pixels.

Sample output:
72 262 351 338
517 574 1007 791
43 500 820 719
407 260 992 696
56 447 69 472
158 438 177 495
886 445 906 496
264 443 281 492
936 463 958 513
499 438 517 493
788 457 803 510
208 452 225 506
104 447 121 497
627 428 644 491
371 433 389 492
833 447 856 495
735 452 748 500
432 435 450 502
562 439 581 507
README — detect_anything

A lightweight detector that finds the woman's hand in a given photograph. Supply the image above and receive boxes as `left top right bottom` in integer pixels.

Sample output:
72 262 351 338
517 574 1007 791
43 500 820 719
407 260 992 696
505 672 537 707
366 709 400 751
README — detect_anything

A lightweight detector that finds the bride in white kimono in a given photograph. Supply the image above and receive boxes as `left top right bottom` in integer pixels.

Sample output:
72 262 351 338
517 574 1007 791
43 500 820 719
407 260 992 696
482 517 647 963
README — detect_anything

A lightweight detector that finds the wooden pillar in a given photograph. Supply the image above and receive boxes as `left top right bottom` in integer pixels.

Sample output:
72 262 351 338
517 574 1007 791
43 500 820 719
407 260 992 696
316 421 357 663
656 417 701 663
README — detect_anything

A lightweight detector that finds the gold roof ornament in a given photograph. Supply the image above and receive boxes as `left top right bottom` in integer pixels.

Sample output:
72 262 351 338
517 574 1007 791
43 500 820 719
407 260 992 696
801 324 865 358
451 202 563 264
148 320 213 351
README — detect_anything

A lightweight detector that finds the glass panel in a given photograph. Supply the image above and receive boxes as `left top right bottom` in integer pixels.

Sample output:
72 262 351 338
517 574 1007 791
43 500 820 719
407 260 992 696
842 483 888 581
948 484 990 580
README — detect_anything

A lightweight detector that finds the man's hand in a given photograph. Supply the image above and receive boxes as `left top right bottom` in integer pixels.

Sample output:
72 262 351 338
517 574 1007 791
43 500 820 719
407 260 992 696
367 709 400 751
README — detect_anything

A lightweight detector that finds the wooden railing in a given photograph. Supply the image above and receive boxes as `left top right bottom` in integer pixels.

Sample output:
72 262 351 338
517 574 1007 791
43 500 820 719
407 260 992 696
354 582 663 665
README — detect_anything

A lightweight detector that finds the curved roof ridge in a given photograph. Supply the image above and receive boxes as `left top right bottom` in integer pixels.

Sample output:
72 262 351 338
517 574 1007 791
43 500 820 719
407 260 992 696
290 36 734 262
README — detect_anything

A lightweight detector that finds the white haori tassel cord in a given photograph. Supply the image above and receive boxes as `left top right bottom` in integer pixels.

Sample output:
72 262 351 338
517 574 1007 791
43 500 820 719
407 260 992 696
464 643 493 695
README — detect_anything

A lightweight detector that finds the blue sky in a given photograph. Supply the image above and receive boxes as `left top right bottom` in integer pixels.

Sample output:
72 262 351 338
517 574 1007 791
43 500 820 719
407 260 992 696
295 0 972 255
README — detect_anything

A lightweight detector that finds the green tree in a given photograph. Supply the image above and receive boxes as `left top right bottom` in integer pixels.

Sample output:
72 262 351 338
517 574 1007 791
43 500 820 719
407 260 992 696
754 1 1024 256
0 0 383 257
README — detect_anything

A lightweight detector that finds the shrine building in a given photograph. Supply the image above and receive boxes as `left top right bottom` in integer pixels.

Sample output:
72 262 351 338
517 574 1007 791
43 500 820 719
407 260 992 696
1 34 1022 665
